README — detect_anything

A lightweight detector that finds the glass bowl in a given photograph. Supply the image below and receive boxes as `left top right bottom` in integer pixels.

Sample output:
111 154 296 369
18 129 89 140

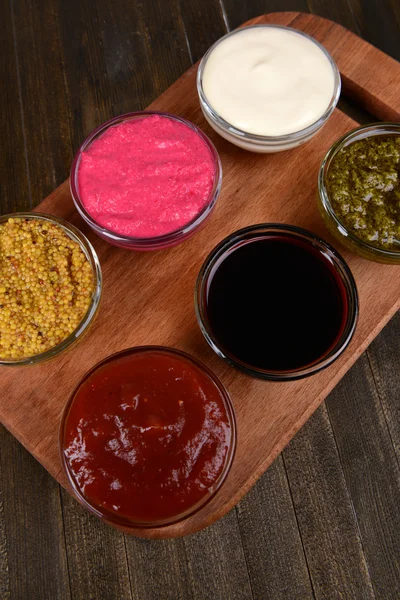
197 25 341 153
59 346 237 531
318 122 400 264
0 212 102 366
195 224 359 381
70 111 222 251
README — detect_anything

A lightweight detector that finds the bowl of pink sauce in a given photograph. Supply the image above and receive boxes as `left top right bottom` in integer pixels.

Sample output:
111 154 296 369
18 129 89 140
70 112 222 251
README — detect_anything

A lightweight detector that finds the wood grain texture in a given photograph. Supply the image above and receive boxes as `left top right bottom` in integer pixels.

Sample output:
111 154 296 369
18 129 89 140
348 0 400 61
11 0 72 203
222 0 308 30
0 429 71 600
283 404 375 599
125 537 193 600
125 512 253 600
55 0 115 150
306 0 360 33
0 431 10 600
60 488 132 600
96 0 192 116
367 313 400 466
178 0 228 62
1 13 400 540
326 354 400 599
0 0 31 213
129 0 192 96
235 457 314 600
178 513 253 600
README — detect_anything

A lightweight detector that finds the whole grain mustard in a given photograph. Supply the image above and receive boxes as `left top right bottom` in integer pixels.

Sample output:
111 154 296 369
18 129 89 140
0 217 94 360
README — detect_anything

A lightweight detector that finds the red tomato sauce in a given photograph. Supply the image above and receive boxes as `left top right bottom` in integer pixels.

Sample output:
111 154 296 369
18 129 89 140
61 348 235 526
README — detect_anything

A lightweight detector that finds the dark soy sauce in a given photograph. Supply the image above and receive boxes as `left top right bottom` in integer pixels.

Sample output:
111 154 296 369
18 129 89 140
206 235 348 372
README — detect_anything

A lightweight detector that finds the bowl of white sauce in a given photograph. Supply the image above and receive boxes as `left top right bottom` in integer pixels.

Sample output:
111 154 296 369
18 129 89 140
197 25 341 153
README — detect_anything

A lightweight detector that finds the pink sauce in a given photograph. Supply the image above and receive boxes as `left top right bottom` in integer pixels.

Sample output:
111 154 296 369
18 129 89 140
77 115 216 238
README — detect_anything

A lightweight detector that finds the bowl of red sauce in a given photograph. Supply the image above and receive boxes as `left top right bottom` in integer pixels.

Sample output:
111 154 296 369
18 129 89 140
70 112 222 251
60 346 236 530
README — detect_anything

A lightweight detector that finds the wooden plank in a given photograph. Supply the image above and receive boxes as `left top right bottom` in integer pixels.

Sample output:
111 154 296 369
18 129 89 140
0 426 71 599
306 0 360 33
181 513 253 600
236 457 314 600
283 404 376 599
0 429 10 600
349 0 400 61
93 0 190 116
367 314 400 465
221 0 308 30
125 537 193 600
0 0 26 590
0 0 70 596
2 14 400 540
178 0 228 62
0 0 31 213
326 355 400 599
11 0 73 203
126 0 192 97
125 511 253 600
55 0 115 151
60 488 133 600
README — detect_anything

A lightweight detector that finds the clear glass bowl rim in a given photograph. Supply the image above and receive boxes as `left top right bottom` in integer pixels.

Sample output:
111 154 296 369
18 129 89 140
0 212 102 366
318 121 400 260
59 345 237 529
70 111 223 247
197 24 341 145
195 223 359 381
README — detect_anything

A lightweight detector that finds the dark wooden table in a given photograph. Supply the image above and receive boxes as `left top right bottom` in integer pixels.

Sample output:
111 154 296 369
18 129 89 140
1 1 400 598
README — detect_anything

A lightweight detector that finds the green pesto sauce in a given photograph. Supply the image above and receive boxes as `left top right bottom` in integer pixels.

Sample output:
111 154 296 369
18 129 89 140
326 134 400 251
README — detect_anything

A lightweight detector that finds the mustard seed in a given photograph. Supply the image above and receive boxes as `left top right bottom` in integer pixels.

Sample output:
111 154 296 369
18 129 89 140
0 217 95 360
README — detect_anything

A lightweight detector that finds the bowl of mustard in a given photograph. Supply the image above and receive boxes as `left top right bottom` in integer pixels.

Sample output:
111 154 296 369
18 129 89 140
318 123 400 264
0 213 102 365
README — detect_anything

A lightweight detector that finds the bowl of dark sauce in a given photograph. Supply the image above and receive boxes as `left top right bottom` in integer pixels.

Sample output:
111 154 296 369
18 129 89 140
195 224 359 381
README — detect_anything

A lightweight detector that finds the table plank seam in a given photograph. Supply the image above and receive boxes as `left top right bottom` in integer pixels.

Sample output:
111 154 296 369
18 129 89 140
344 0 362 36
58 486 74 600
0 442 11 600
233 506 258 600
365 351 400 473
324 402 378 598
280 453 317 599
172 538 196 600
218 0 231 31
52 1 76 155
10 0 32 209
122 534 135 600
179 8 194 65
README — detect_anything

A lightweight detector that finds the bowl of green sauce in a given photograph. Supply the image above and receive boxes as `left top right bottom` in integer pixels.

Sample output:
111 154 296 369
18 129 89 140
318 123 400 264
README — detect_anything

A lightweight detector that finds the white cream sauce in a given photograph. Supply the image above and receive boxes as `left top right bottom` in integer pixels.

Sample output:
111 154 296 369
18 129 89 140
202 27 336 136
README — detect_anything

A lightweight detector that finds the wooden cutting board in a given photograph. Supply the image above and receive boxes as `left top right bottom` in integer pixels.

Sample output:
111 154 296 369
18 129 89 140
1 12 400 539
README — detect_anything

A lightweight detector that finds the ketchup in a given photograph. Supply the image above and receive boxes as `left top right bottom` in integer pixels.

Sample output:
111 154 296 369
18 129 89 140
61 347 235 527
